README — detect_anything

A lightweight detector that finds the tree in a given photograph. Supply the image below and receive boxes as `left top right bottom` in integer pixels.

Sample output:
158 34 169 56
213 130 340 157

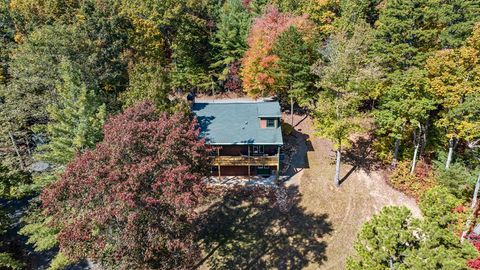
437 0 480 49
270 0 340 40
347 206 419 269
0 0 15 84
272 26 317 108
34 59 106 183
210 0 252 90
374 68 435 169
40 102 212 269
312 23 380 186
426 25 480 169
336 0 382 32
372 0 440 73
20 60 106 269
348 190 478 270
0 165 29 269
120 62 172 111
405 186 478 269
241 6 313 98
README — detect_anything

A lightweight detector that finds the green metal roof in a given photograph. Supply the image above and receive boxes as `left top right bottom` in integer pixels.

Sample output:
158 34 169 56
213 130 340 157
192 101 283 145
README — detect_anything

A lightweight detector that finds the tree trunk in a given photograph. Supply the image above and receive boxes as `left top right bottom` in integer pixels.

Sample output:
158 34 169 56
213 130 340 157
445 138 455 170
471 173 480 209
391 138 400 168
335 148 341 187
290 96 294 126
420 116 430 157
410 127 421 174
9 132 24 170
461 172 480 243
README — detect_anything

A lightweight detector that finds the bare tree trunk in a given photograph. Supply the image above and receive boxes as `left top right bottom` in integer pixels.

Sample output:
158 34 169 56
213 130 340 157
392 138 400 168
8 132 25 170
290 96 294 126
420 116 430 157
472 173 480 209
445 138 455 170
410 127 421 174
335 148 341 187
461 172 480 243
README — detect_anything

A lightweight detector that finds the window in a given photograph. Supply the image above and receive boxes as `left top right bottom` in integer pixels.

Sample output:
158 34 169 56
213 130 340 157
253 145 264 154
266 119 275 128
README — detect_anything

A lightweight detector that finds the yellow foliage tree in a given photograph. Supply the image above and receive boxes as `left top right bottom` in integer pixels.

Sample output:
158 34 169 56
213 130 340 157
426 24 480 169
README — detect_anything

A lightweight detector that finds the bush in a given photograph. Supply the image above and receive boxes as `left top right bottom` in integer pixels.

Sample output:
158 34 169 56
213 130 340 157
389 160 437 200
433 160 479 200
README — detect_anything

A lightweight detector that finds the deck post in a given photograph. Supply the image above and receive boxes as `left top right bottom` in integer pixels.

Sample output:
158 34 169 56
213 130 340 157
276 145 280 182
248 145 251 177
217 148 221 177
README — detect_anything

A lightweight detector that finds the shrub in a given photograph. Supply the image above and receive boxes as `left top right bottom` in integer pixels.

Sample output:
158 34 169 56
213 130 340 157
388 160 437 200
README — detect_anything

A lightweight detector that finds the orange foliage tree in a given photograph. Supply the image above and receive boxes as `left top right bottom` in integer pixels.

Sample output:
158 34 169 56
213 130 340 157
240 6 314 98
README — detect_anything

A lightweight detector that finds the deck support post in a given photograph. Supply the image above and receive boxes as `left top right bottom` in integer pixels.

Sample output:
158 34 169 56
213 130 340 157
248 145 251 177
217 148 221 177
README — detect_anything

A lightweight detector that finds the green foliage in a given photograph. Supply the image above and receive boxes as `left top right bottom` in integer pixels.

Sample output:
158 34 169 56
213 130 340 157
348 201 478 270
312 23 379 149
35 59 105 167
48 252 73 270
373 0 440 72
347 206 418 269
437 0 480 49
272 26 317 106
433 159 479 200
20 205 59 252
120 62 172 111
210 0 251 82
336 0 381 32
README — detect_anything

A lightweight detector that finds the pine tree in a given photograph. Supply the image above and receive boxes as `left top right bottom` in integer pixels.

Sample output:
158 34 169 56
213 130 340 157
35 59 106 169
372 0 439 72
210 0 251 85
272 26 317 107
437 0 480 49
346 206 419 269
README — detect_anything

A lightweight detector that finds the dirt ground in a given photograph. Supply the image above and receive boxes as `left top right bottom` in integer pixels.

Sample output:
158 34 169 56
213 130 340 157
197 114 420 270
286 114 420 270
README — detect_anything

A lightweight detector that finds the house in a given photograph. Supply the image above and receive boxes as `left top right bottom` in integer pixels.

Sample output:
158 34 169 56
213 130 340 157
192 99 283 178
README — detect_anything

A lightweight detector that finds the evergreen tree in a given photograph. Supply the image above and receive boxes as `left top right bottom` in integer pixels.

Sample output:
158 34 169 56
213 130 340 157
210 0 251 87
437 0 480 49
372 0 439 72
347 206 419 269
20 59 105 270
35 59 106 169
272 26 317 107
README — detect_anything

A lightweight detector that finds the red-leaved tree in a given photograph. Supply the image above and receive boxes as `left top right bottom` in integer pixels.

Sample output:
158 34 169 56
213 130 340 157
41 102 212 269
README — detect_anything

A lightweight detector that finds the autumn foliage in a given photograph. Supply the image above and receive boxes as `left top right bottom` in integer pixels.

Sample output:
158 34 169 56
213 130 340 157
41 102 212 269
241 6 314 98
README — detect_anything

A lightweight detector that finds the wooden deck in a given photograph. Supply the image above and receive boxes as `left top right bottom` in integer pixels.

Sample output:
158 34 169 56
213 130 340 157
212 155 278 166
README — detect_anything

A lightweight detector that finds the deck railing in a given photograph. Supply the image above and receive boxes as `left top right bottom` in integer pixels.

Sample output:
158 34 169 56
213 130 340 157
212 155 278 166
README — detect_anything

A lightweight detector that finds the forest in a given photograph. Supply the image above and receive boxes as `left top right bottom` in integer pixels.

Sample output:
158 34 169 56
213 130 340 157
0 0 480 269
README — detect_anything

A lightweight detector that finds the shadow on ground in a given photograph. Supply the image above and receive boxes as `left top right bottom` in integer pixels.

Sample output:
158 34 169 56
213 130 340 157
338 136 384 185
196 186 332 269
